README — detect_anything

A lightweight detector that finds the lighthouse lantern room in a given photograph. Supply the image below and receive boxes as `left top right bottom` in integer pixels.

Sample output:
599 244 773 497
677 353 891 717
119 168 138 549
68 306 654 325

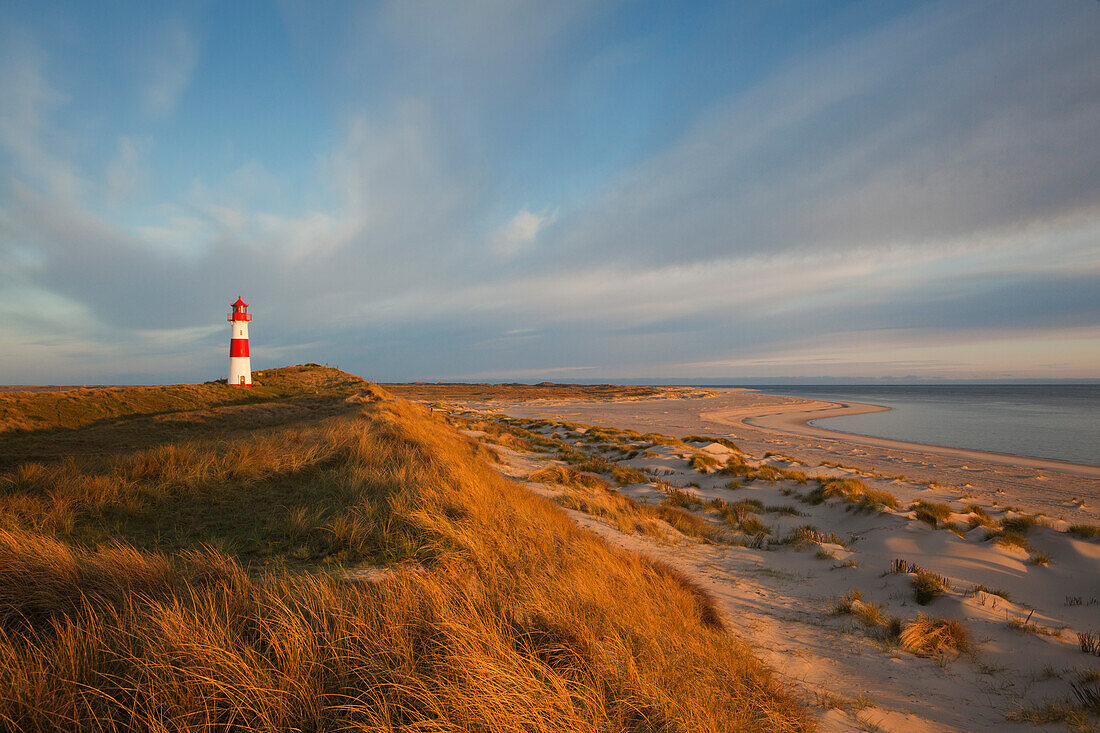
227 296 252 386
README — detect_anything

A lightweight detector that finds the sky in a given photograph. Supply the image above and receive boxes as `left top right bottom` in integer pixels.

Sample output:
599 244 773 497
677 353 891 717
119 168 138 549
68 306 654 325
0 0 1098 384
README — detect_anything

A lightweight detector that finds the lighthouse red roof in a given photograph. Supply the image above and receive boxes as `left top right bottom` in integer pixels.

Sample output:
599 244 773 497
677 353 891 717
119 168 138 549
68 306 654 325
231 296 248 308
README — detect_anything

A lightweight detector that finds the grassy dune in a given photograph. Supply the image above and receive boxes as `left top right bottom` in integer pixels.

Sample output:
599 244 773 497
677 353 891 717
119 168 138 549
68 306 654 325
0 365 809 731
382 381 711 402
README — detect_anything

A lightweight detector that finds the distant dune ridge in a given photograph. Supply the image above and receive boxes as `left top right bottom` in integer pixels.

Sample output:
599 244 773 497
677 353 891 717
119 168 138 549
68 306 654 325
0 365 809 731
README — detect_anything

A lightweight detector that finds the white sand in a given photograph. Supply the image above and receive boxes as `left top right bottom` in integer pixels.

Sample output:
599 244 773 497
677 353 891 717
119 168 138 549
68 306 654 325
446 394 1100 732
490 389 1100 524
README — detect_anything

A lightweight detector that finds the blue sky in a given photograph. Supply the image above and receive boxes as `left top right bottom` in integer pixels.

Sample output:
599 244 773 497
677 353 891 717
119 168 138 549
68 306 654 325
1 1 1098 383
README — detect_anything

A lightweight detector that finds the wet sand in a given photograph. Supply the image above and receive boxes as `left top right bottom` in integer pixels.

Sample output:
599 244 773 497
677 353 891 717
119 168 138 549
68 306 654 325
709 397 1100 477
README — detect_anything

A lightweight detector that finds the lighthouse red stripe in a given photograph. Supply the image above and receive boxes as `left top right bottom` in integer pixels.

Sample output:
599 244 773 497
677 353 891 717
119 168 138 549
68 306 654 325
230 338 249 357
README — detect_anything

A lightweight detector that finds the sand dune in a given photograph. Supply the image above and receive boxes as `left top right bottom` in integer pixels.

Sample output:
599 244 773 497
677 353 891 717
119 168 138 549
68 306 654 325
444 396 1100 731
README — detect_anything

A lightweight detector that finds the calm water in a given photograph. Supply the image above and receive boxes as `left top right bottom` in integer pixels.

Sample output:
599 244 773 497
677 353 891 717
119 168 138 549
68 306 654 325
744 385 1100 466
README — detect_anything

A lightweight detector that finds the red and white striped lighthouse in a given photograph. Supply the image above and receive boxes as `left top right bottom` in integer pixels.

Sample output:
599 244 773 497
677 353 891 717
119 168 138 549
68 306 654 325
227 296 252 386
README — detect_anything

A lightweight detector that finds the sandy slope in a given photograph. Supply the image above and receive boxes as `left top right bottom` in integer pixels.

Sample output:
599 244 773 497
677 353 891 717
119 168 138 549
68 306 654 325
474 424 1100 732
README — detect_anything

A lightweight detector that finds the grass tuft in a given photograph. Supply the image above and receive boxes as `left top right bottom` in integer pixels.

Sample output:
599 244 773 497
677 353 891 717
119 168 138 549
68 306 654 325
785 524 846 548
1067 524 1100 541
1001 514 1043 534
529 465 611 491
910 500 952 527
806 478 898 511
911 570 950 605
898 614 971 656
689 452 721 473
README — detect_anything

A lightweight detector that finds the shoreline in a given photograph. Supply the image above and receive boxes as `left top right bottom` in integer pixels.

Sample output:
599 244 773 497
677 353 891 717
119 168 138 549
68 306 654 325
703 396 1100 477
484 388 1100 523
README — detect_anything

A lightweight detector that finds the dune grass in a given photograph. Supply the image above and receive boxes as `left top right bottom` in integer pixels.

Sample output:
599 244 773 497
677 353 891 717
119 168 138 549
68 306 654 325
719 457 808 485
806 478 898 512
0 364 363 436
909 500 953 527
899 615 971 656
689 451 721 473
382 382 711 402
985 529 1032 552
783 524 846 548
528 464 612 491
0 366 810 732
911 570 951 605
834 590 902 640
682 436 742 453
559 484 727 545
1067 524 1100 541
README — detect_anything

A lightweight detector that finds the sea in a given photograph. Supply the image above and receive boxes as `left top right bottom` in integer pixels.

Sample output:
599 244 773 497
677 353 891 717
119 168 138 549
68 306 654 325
742 385 1100 467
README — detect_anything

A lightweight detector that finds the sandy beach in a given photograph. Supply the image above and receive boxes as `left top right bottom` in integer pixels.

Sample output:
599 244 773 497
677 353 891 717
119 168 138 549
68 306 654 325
488 388 1099 525
442 389 1100 731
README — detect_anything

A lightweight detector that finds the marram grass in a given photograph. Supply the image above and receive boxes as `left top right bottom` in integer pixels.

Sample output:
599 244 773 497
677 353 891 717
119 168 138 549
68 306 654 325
0 366 811 732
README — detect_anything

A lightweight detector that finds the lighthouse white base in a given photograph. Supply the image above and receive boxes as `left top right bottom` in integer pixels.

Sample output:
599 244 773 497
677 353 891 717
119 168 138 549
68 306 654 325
229 356 252 386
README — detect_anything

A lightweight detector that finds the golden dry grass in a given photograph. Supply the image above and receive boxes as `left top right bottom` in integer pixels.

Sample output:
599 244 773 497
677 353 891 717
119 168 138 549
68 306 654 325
0 364 362 435
898 614 971 656
806 478 899 511
528 464 612 491
0 365 810 732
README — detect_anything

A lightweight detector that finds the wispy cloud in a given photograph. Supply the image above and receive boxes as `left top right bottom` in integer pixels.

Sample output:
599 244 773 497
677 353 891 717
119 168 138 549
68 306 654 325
104 135 150 204
0 33 80 199
0 1 1097 382
141 19 197 116
491 207 557 257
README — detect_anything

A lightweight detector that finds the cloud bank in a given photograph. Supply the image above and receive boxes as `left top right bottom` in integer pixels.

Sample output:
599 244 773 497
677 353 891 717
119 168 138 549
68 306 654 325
0 1 1098 383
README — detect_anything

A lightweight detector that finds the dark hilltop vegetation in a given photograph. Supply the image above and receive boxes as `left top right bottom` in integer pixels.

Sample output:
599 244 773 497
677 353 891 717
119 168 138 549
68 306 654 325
0 364 809 731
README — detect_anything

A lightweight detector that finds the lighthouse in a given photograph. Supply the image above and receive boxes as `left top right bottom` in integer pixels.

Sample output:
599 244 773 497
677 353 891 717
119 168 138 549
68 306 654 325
227 296 252 386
